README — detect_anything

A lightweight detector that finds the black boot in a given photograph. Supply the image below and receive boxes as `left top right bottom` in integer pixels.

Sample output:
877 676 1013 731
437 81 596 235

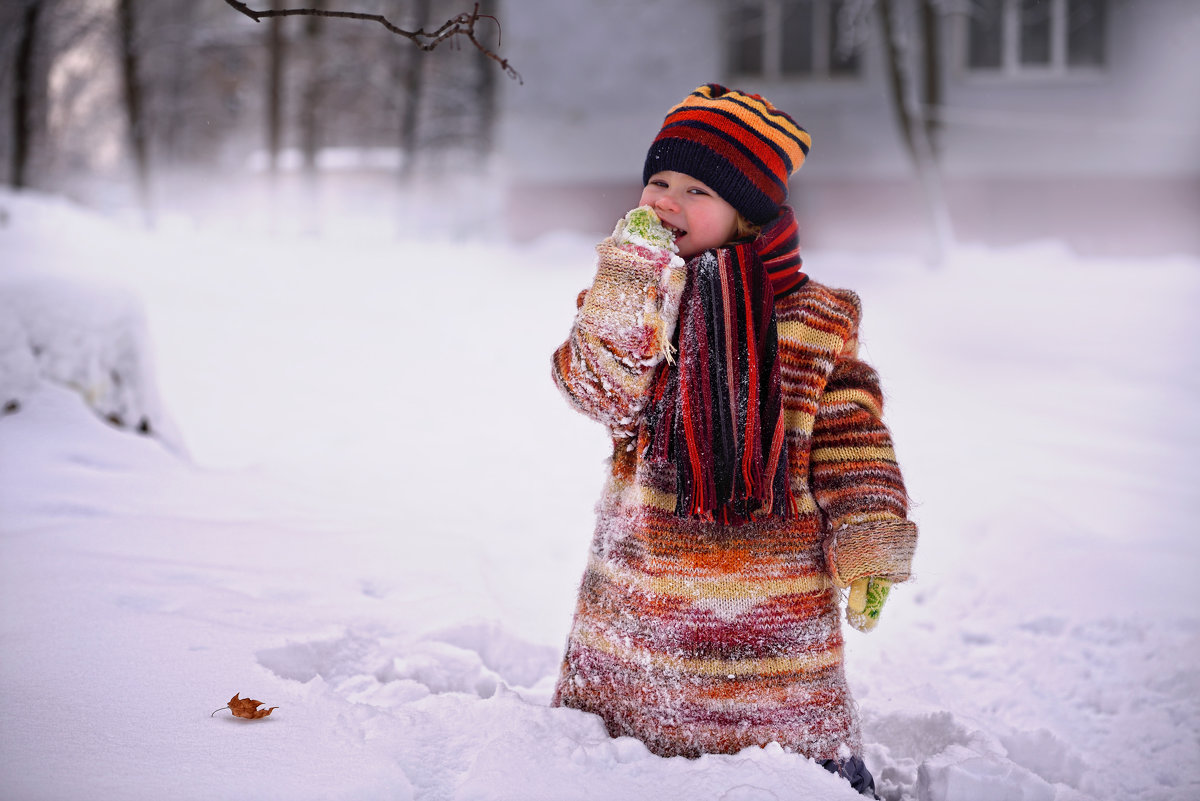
820 756 878 798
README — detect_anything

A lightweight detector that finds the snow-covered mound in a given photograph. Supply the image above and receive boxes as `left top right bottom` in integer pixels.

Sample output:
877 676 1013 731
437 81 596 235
0 193 180 450
1 189 1197 801
0 274 168 435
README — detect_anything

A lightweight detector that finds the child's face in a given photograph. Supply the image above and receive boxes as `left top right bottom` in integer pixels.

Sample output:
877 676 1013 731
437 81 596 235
639 171 738 259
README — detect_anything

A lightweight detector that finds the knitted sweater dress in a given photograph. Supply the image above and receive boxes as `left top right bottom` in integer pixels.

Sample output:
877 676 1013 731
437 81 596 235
550 249 917 760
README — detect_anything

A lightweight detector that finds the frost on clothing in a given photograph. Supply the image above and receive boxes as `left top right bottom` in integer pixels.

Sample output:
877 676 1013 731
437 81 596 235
559 215 687 440
551 244 917 760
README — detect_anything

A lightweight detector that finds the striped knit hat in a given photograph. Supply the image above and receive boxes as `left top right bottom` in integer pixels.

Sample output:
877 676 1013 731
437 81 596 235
643 84 811 225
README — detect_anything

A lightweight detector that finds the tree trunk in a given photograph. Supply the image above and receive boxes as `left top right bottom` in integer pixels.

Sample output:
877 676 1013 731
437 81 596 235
298 0 324 233
299 0 324 174
117 0 151 217
920 0 942 157
11 0 42 189
159 2 198 167
266 0 286 177
397 0 430 181
878 0 953 264
474 0 498 158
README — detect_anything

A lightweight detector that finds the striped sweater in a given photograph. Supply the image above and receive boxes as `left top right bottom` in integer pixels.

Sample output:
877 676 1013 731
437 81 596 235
551 251 917 760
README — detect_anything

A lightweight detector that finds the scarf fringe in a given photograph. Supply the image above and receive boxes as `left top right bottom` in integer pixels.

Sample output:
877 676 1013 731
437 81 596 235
647 209 805 522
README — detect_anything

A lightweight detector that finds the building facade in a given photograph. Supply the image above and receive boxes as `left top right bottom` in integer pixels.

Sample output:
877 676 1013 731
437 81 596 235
498 0 1200 255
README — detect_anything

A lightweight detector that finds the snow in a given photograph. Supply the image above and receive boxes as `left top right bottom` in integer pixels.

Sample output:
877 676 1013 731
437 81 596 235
1 188 1198 801
611 205 683 260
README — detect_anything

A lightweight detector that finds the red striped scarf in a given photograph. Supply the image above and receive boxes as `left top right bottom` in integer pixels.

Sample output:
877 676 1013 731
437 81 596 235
647 207 806 522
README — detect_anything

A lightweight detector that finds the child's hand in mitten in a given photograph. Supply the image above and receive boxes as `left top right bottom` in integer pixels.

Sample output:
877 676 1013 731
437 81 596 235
846 577 892 632
577 206 685 362
822 520 915 632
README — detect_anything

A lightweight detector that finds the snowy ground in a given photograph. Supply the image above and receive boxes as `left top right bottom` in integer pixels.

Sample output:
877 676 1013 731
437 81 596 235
1 189 1198 801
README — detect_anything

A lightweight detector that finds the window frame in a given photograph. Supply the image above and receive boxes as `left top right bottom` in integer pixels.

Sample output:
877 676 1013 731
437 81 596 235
960 0 1107 80
726 0 863 82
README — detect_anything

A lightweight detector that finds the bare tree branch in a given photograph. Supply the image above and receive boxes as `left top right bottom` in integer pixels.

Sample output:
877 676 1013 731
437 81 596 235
221 0 521 83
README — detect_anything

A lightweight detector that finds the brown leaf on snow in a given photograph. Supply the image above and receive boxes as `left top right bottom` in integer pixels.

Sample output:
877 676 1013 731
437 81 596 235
213 693 278 719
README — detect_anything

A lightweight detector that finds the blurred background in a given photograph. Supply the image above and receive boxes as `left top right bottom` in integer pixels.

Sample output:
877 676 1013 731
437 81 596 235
2 0 1197 257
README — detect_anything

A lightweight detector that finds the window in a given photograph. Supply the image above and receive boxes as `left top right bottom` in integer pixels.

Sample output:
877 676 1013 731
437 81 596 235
967 0 1106 74
727 0 861 80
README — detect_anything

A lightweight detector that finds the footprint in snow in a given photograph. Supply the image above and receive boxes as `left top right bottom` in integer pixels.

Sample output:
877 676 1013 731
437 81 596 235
255 623 559 706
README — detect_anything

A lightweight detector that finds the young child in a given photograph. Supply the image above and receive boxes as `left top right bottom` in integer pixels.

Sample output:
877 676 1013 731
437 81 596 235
551 84 917 797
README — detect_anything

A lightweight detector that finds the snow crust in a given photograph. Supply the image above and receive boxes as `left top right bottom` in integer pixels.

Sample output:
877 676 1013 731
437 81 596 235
1 189 1198 800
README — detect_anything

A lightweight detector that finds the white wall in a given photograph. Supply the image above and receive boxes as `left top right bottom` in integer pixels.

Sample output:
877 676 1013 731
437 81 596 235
497 0 725 185
939 0 1200 177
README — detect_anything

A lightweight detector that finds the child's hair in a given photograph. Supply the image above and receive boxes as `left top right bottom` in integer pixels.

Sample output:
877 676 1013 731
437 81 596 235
732 213 763 242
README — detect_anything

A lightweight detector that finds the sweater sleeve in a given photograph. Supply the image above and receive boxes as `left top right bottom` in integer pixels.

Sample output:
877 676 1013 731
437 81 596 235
810 290 917 586
552 240 686 438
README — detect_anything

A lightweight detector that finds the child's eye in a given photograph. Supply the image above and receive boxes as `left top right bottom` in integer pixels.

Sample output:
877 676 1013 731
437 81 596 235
650 180 669 188
688 187 710 196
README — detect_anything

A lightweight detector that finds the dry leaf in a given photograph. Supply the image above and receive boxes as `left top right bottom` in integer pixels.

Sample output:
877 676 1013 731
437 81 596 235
212 692 278 719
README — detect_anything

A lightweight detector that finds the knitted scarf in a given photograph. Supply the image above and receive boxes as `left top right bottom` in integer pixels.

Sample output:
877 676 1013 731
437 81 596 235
647 207 807 522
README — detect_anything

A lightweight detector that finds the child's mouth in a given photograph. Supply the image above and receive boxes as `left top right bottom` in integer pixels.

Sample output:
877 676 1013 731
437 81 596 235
663 222 687 240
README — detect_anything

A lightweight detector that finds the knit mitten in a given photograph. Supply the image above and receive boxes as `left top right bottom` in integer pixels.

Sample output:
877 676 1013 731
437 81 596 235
577 206 686 363
823 519 915 633
823 519 917 587
846 577 891 633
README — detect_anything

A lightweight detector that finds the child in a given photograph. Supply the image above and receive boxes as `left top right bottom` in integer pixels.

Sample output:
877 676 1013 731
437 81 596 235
551 84 917 797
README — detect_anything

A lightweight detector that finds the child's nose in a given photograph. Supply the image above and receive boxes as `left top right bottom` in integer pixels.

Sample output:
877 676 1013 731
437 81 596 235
654 195 680 213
